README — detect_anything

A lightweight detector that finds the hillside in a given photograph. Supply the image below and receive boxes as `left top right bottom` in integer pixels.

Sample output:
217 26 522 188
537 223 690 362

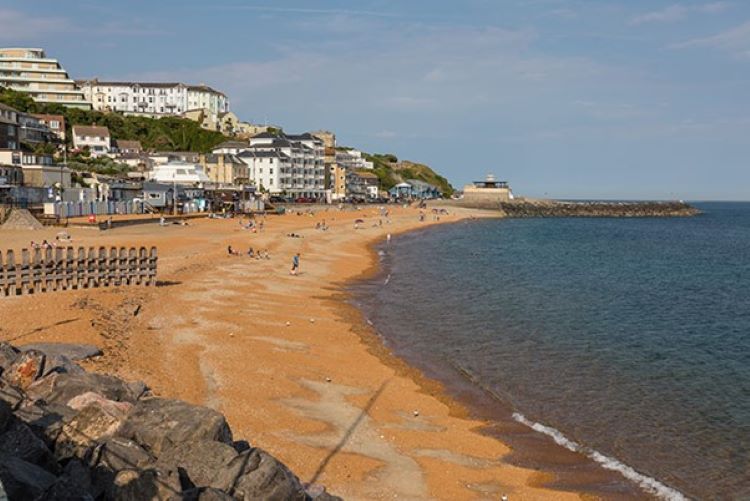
364 152 454 197
0 88 230 153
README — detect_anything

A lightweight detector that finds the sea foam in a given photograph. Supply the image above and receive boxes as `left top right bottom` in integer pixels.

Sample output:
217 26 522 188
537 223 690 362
511 412 687 501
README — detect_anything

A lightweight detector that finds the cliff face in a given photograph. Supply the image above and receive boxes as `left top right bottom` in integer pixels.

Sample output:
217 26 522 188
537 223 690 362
457 199 699 217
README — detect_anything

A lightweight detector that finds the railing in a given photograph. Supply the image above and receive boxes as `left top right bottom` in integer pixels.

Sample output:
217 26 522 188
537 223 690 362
0 246 157 297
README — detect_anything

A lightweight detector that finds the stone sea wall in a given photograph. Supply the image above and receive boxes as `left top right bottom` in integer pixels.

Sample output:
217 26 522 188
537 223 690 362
0 342 341 500
456 198 699 217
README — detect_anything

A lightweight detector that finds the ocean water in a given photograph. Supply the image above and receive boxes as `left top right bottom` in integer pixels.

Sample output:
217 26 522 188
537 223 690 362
352 202 750 500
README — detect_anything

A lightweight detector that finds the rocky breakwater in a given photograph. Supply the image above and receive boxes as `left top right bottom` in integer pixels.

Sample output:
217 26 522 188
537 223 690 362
497 199 699 218
0 342 340 500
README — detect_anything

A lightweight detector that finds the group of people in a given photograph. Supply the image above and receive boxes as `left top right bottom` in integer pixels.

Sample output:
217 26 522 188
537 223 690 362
227 245 270 260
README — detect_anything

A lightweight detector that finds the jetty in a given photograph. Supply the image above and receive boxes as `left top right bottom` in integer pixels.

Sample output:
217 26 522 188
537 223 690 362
456 175 699 217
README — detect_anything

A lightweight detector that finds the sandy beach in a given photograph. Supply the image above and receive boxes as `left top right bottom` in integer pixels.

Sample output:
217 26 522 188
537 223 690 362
0 205 587 500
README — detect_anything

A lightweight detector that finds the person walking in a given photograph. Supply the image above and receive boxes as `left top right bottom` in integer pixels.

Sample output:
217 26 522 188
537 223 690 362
290 253 300 275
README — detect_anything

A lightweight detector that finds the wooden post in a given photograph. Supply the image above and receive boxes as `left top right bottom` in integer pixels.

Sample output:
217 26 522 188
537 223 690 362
6 250 17 296
76 247 86 289
0 251 5 297
127 248 137 285
32 248 42 293
20 249 30 295
87 247 97 288
54 247 63 291
148 247 158 286
44 247 54 292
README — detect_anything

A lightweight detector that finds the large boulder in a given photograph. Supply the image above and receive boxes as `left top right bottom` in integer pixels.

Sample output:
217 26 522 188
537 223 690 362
89 437 155 498
14 400 76 445
55 399 132 461
36 459 94 500
25 371 142 407
110 468 182 501
2 350 45 389
117 398 232 457
0 419 58 473
156 439 239 489
20 343 102 362
0 380 24 410
0 343 19 375
0 455 57 500
212 448 307 500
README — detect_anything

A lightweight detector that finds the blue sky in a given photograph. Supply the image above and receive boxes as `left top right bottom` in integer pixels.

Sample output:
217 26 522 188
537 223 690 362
3 0 749 199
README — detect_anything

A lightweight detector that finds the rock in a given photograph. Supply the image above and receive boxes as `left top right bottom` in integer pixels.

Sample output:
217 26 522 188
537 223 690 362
55 400 132 461
89 437 155 498
182 486 234 500
37 459 94 500
14 401 76 445
212 448 307 500
0 380 24 409
0 400 12 433
0 455 57 500
2 350 46 389
0 343 19 375
110 468 182 501
306 483 344 500
19 343 102 362
117 398 232 457
25 371 141 407
67 391 133 415
41 354 85 378
0 419 58 473
156 439 238 490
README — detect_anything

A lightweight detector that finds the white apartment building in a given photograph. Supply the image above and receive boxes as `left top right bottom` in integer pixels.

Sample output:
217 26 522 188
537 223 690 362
76 80 228 118
149 162 210 185
335 149 374 170
0 48 91 109
72 125 111 157
224 132 326 197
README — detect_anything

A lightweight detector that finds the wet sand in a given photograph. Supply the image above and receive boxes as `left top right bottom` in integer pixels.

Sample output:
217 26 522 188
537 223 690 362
0 205 620 500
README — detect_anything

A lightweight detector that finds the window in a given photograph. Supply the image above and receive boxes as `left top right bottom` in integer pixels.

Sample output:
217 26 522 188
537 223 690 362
148 193 160 200
270 168 273 175
50 120 59 128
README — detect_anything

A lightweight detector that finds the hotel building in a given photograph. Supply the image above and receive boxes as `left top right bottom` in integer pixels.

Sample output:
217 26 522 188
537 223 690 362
0 48 91 109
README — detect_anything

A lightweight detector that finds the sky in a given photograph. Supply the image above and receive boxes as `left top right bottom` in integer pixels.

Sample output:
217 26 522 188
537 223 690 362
2 0 750 200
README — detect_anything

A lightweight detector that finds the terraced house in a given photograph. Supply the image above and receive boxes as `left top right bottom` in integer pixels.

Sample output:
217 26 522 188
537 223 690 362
0 48 91 109
76 79 228 118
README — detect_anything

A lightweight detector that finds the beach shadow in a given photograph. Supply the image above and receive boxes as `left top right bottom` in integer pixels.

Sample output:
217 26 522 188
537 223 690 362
307 379 389 486
3 318 80 343
156 280 182 287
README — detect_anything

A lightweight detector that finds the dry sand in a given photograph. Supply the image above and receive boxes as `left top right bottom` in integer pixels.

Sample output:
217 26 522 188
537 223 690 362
0 205 588 500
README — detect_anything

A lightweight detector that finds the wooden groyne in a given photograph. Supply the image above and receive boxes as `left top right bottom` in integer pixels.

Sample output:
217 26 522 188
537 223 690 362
496 200 699 218
0 246 157 297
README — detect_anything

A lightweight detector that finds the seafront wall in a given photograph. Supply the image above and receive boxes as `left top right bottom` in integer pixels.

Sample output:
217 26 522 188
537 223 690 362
0 342 340 500
457 198 699 217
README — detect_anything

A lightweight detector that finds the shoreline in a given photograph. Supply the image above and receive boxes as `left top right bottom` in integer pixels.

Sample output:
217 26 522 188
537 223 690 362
0 204 640 499
347 220 660 500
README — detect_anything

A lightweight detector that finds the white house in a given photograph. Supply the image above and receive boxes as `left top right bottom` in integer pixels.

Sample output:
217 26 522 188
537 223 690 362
76 80 228 118
72 125 111 157
149 162 210 185
335 149 374 170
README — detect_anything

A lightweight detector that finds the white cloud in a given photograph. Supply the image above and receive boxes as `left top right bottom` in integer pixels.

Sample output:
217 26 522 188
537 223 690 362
670 20 750 57
0 8 73 40
630 2 729 25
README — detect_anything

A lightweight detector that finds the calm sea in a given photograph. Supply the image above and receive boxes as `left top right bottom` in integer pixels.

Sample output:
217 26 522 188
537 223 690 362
351 202 750 500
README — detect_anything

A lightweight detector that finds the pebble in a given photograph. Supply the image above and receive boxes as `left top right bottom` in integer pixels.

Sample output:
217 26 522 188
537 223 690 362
229 332 234 337
413 410 419 417
285 321 291 326
309 318 315 323
325 377 332 383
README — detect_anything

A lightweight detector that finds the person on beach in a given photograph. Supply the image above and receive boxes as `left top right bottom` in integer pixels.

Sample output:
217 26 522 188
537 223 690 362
387 233 392 244
290 253 300 275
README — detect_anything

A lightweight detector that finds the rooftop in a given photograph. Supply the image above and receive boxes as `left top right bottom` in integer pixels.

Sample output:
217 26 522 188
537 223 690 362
72 125 110 137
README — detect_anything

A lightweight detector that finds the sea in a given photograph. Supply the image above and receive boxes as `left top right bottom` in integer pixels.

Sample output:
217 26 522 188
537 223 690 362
351 202 750 500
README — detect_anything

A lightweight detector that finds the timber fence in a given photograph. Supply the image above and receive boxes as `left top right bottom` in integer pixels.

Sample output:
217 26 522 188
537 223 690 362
0 246 157 296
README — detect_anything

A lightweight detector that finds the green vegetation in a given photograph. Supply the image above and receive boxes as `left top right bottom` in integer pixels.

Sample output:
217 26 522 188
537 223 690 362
0 88 231 153
363 152 454 196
